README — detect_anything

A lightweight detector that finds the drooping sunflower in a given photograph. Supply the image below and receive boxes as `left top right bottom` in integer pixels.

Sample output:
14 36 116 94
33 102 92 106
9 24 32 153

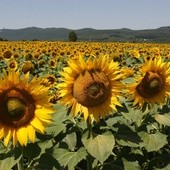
57 55 125 123
0 69 54 147
128 57 170 108
21 61 34 74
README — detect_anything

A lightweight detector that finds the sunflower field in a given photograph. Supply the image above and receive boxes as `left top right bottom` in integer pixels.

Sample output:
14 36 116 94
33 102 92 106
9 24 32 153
0 41 170 170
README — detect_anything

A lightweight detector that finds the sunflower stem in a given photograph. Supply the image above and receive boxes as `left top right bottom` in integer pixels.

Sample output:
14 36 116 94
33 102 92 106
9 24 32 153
87 154 93 170
87 120 93 138
86 121 93 170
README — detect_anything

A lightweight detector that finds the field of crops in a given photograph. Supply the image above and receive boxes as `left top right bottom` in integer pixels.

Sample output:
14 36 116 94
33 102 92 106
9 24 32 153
0 41 170 170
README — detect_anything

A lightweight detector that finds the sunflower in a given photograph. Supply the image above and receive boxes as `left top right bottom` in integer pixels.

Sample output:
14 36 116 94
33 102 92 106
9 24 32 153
8 59 18 71
0 69 54 147
48 59 57 68
21 61 34 74
3 50 12 60
38 59 46 68
41 74 57 87
57 55 124 123
128 57 170 108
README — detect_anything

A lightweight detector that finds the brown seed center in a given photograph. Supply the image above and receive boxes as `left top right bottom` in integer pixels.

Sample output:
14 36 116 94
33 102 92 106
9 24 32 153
0 87 36 128
7 98 26 118
73 70 111 107
136 71 164 98
86 83 103 98
9 63 16 69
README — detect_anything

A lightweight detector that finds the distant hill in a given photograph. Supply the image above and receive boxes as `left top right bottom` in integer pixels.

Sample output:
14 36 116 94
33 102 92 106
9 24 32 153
0 26 170 42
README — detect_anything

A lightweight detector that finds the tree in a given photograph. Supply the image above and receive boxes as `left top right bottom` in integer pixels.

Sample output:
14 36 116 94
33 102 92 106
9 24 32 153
68 31 77 42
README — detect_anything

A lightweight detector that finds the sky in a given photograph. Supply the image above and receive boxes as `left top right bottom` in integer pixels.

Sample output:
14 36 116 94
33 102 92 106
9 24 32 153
1 0 170 30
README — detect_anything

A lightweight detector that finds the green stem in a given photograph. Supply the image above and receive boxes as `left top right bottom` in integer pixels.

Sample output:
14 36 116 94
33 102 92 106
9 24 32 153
86 121 93 170
87 154 93 170
87 121 93 138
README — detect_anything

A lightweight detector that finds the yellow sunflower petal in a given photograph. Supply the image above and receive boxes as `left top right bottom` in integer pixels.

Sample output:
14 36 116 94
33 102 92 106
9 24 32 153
35 107 53 122
17 127 28 146
31 117 45 133
27 125 36 143
4 129 12 147
12 130 17 147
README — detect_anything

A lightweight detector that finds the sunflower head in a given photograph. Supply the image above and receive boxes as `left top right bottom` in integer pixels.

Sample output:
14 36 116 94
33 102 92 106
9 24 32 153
58 55 125 123
49 59 56 68
0 70 54 147
128 58 170 108
8 60 18 71
13 52 19 59
21 61 34 74
41 74 57 87
136 71 164 98
3 50 12 60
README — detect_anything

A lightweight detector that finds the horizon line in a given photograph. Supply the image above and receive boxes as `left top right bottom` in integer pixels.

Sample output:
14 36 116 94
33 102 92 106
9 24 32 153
1 25 170 31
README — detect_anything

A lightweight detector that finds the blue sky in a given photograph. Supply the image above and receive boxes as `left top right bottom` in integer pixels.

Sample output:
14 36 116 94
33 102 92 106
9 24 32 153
1 0 170 30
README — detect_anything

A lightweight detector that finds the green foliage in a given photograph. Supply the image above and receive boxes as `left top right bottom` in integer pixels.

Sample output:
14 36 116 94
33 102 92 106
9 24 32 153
154 114 170 126
53 147 87 170
68 31 77 42
123 158 141 170
0 147 22 170
0 52 170 170
140 132 167 152
1 101 169 169
82 131 115 164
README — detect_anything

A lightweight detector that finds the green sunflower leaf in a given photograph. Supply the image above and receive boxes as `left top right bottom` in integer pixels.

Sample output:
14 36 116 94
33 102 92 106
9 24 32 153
36 153 62 170
63 132 77 151
122 77 135 84
53 147 87 170
121 108 144 127
38 140 53 156
123 158 141 170
23 143 41 161
46 122 66 137
46 103 68 136
53 103 68 123
0 147 22 170
154 114 170 126
116 124 142 147
139 132 167 152
82 131 115 164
